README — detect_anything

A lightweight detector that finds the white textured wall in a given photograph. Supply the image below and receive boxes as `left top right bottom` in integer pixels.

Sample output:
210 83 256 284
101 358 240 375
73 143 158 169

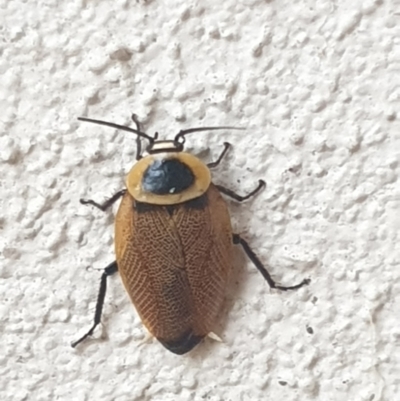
1 1 399 400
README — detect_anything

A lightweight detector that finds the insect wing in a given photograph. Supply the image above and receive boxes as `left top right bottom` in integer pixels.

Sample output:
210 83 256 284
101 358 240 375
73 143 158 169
114 184 233 353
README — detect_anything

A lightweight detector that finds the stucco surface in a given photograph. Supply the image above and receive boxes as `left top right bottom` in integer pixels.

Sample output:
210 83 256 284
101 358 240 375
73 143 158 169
1 1 399 400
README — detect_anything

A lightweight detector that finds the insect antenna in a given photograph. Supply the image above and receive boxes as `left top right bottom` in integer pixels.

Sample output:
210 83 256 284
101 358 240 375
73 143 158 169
78 117 154 143
175 126 245 144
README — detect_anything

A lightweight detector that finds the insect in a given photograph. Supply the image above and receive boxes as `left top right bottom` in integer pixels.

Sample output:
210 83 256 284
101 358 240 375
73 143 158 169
72 115 310 354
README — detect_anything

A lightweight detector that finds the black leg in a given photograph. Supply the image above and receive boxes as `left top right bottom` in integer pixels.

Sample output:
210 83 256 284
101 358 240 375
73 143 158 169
233 234 310 290
131 114 143 161
80 189 126 211
71 261 118 348
207 142 231 168
217 180 266 202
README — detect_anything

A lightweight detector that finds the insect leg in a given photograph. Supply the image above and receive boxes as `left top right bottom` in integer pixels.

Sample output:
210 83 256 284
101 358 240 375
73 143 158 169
207 142 231 168
80 189 126 211
233 234 310 290
216 180 265 202
71 261 118 348
131 113 143 161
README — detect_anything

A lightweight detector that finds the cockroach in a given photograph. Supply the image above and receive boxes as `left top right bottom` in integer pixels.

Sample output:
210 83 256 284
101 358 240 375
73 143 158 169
72 115 310 354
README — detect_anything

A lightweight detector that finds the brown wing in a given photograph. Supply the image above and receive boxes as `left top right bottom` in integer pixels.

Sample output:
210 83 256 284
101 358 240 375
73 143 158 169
114 183 233 354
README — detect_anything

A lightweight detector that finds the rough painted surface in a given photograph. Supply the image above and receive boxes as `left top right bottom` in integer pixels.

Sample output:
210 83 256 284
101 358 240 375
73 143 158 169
1 0 399 400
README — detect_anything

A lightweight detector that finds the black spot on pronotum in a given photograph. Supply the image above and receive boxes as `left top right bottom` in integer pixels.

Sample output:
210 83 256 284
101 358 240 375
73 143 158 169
142 158 194 195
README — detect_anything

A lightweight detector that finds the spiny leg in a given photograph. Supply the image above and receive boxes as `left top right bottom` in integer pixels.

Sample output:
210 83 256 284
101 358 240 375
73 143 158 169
80 189 126 211
207 142 231 168
217 180 266 202
233 234 310 290
71 261 118 348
